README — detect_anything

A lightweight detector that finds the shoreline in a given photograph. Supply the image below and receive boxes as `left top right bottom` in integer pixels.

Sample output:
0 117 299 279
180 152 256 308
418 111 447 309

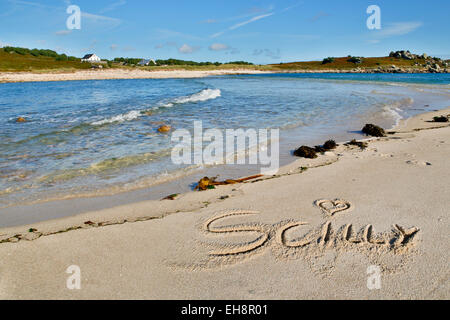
0 106 448 299
0 69 272 83
0 68 448 83
0 105 448 228
1 106 448 232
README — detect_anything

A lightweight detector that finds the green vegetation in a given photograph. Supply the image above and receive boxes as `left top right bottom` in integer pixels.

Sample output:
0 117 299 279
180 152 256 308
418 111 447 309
347 56 363 64
322 57 335 64
268 56 431 71
0 46 444 73
0 47 91 72
112 57 254 67
3 46 79 62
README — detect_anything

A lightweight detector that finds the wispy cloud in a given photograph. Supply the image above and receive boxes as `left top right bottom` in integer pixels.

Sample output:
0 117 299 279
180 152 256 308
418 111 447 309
210 3 301 39
7 0 51 9
310 11 330 22
253 48 281 59
100 0 126 13
372 22 423 38
211 13 274 38
55 30 72 36
154 28 202 41
8 0 122 27
81 12 121 24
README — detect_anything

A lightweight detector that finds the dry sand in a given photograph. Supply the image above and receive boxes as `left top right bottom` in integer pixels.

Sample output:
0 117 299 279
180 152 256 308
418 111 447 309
0 108 449 299
0 69 270 83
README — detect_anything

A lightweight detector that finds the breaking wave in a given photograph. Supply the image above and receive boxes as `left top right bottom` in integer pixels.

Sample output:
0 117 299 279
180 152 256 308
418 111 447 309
91 88 221 125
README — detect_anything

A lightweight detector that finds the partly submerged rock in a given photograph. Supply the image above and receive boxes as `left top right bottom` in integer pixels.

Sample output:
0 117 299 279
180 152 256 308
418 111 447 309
362 124 386 137
294 146 318 159
157 125 172 133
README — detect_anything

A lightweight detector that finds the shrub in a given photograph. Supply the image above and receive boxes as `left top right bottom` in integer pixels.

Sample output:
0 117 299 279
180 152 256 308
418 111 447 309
322 57 335 64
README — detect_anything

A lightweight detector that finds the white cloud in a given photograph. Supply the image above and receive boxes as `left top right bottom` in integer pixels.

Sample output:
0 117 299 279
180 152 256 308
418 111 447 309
178 44 200 54
209 43 229 51
110 44 119 50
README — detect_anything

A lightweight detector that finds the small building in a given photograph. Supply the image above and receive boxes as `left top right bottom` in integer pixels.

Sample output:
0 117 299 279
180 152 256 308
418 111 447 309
81 54 101 63
138 59 156 66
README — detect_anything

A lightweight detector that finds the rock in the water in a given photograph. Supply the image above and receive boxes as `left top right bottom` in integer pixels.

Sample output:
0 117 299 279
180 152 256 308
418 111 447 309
16 117 27 123
362 124 386 137
294 146 318 159
157 125 171 133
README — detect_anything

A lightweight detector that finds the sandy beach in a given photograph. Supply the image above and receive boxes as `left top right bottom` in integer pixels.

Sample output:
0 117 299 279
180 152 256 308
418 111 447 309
0 107 448 299
0 69 271 83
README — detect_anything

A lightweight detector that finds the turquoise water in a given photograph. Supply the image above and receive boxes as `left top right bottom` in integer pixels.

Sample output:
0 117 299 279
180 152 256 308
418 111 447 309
0 73 449 207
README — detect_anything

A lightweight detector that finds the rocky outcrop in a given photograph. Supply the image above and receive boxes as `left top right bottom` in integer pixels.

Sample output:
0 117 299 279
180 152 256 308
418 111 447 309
389 50 417 60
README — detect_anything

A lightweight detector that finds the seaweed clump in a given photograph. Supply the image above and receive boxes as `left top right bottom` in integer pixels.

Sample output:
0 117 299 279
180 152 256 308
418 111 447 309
294 146 318 159
314 140 337 153
345 139 368 150
362 124 386 137
432 116 449 123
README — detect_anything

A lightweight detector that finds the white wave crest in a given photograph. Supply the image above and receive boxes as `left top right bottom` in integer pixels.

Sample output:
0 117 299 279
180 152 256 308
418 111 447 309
381 97 413 126
91 110 141 126
173 88 221 104
91 89 221 125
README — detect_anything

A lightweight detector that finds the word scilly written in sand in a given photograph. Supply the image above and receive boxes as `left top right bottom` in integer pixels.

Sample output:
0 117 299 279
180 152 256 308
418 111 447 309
185 198 421 274
202 211 420 257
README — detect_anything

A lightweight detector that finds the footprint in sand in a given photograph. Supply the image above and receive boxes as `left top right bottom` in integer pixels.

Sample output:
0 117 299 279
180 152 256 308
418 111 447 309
406 160 432 166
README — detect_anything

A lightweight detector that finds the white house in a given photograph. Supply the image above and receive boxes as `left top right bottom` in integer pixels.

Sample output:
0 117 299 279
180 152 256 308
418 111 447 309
81 54 101 63
138 59 156 66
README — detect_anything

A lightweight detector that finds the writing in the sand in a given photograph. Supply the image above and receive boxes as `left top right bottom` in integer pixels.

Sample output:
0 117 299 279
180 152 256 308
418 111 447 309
202 210 420 257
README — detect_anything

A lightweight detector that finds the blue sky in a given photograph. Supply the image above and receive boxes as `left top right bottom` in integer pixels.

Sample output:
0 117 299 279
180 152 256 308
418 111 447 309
0 0 449 63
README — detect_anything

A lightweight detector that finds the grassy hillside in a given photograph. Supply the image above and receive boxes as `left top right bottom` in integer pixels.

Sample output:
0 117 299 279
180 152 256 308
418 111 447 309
0 46 445 73
268 56 425 71
0 48 91 72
